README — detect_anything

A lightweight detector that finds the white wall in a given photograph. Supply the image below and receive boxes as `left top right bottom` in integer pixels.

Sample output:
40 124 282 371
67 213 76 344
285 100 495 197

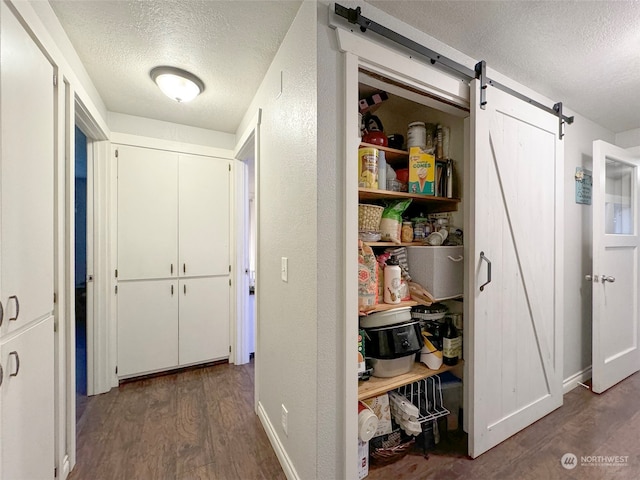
236 2 318 479
562 115 614 384
108 112 235 150
615 128 640 149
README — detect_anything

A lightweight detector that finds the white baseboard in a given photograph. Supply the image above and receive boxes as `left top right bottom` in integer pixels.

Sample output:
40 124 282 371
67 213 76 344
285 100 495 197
257 401 300 480
563 366 592 394
59 454 70 479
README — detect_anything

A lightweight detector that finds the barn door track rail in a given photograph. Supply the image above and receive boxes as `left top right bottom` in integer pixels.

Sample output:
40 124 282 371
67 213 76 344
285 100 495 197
335 3 574 138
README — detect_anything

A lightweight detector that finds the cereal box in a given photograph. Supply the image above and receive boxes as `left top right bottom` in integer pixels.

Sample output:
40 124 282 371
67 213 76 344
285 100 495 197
408 146 435 195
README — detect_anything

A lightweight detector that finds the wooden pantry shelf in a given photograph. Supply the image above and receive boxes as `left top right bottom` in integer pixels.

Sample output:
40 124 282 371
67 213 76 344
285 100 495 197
358 188 459 213
364 241 425 247
358 361 463 401
359 300 417 316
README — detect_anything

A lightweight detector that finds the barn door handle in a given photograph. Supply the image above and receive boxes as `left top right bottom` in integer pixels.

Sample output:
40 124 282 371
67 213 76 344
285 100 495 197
9 351 19 377
8 296 19 321
479 251 492 292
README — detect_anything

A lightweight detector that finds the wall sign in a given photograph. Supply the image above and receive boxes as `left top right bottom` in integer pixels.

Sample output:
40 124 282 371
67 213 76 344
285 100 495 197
575 167 592 205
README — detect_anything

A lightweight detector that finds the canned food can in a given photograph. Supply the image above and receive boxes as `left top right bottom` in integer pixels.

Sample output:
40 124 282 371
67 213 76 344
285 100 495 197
358 148 379 188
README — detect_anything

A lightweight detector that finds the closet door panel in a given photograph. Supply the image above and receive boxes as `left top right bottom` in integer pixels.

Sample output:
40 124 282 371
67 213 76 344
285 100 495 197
117 145 178 280
117 280 179 377
1 3 54 334
178 155 230 277
179 277 229 366
1 317 55 480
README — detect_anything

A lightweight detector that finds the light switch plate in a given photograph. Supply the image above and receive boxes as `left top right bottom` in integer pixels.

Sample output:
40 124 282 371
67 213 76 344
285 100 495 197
281 257 288 282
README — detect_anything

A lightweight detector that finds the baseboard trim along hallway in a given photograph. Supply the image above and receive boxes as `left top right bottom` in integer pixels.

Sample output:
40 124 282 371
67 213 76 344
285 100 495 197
257 401 301 480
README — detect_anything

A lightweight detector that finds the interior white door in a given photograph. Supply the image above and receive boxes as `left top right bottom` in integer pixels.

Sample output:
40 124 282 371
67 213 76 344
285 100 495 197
178 155 230 277
591 140 640 393
467 79 564 457
178 277 230 366
117 280 178 377
117 145 178 280
1 2 54 335
1 317 55 480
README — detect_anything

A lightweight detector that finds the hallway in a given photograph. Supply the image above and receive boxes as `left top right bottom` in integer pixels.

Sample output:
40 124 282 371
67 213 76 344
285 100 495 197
69 361 285 480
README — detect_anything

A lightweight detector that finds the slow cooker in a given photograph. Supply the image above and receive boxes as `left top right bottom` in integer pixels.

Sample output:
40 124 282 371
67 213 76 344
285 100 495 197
360 307 423 377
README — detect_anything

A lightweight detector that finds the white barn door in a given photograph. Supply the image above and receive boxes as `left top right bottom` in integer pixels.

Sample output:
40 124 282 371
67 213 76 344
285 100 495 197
467 79 564 457
591 141 640 394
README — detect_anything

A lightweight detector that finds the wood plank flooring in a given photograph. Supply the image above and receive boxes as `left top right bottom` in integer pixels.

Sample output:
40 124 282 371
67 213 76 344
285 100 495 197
69 361 285 480
367 372 640 480
71 364 640 480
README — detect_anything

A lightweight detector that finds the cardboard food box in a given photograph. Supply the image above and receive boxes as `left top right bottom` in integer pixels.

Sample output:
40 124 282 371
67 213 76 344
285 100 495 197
363 393 393 437
408 146 435 195
358 439 369 479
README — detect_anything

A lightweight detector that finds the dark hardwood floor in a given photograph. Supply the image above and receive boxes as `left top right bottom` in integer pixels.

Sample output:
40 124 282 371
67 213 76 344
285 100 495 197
71 363 640 480
367 372 640 480
69 361 285 480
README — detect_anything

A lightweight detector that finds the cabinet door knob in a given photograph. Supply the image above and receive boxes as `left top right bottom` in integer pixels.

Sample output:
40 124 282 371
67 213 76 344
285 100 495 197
603 275 616 283
8 296 19 322
9 351 19 377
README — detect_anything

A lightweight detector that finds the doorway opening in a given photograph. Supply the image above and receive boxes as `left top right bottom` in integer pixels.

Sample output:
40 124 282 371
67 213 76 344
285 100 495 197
74 125 89 420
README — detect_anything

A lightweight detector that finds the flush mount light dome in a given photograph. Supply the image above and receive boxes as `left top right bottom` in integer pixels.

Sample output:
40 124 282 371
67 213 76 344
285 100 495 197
150 66 205 103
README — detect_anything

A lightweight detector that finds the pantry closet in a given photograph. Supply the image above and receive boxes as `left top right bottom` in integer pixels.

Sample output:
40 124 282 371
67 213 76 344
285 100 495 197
335 11 565 478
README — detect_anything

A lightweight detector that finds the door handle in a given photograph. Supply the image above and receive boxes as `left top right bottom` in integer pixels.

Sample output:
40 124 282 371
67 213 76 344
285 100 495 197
0 362 3 387
602 275 616 283
171 263 174 275
9 351 19 377
184 284 187 295
183 263 186 274
171 284 174 296
8 296 19 322
479 251 492 292
0 300 3 327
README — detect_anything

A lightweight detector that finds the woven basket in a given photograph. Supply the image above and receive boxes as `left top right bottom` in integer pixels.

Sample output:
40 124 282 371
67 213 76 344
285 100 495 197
358 204 384 231
370 438 415 466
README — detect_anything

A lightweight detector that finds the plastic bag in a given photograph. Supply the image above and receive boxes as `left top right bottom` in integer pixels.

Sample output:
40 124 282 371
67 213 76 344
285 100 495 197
380 199 412 244
358 240 378 311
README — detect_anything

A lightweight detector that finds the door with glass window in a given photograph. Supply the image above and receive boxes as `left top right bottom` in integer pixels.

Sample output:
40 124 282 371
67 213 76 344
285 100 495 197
591 140 640 393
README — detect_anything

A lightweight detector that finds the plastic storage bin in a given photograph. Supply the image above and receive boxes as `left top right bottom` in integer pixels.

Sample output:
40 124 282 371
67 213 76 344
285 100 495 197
407 246 463 300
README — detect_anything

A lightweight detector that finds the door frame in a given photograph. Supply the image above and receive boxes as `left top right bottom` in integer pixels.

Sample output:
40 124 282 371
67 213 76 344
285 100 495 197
233 109 261 406
331 24 471 479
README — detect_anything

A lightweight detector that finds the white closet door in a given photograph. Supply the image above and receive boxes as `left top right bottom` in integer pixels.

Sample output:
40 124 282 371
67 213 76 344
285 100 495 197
591 141 640 393
178 155 230 277
117 280 178 377
1 317 55 480
117 145 178 280
178 277 230 365
467 79 563 457
1 3 54 335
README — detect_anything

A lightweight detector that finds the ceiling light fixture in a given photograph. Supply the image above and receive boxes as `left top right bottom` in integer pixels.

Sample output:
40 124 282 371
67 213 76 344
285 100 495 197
150 66 205 103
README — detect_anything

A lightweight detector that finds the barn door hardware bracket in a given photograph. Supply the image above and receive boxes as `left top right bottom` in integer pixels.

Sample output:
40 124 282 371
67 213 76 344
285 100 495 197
475 61 488 110
335 3 575 137
553 102 573 139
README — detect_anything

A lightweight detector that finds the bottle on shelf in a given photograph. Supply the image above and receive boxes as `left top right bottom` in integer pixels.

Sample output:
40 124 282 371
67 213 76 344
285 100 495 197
442 316 461 366
383 257 402 304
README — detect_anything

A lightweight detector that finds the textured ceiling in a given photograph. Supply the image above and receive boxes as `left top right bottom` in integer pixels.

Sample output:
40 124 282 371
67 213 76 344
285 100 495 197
367 0 640 134
49 0 302 134
50 1 640 135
